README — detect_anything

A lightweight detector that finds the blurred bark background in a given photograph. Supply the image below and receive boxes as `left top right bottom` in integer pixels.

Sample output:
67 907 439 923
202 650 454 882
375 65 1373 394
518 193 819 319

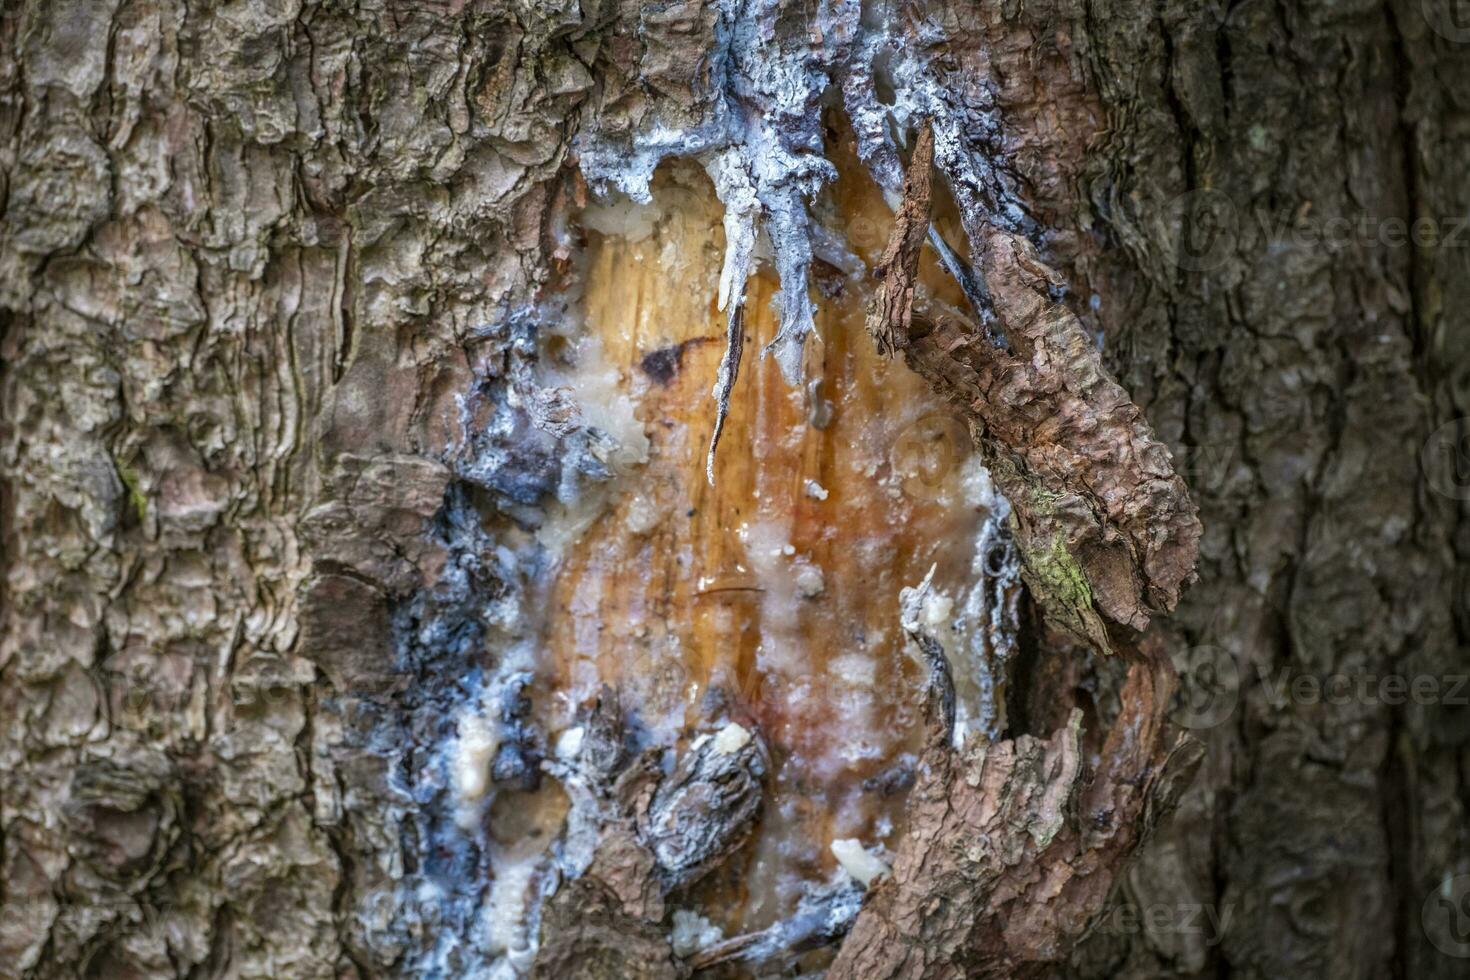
1 0 1468 978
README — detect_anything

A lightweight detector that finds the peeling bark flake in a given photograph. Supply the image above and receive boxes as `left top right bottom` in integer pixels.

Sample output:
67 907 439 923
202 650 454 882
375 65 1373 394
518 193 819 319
867 121 935 357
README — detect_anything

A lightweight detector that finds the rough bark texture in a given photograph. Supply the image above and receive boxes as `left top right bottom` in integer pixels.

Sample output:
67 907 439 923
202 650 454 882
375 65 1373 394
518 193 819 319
2 0 1467 979
866 122 934 360
826 586 1202 979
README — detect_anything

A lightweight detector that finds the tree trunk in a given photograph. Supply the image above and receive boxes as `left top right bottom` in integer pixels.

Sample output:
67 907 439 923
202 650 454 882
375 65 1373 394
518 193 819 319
1 1 1466 979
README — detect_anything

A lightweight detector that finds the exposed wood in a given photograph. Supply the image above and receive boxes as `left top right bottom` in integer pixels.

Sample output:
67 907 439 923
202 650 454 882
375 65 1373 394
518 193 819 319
2 1 1465 979
545 157 999 940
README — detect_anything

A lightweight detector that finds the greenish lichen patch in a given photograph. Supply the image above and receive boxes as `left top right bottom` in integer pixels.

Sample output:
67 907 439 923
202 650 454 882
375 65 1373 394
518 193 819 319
116 461 147 525
1017 525 1112 655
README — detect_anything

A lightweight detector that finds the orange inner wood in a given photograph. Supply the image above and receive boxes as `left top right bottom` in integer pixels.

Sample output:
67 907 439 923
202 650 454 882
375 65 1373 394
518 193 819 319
547 142 982 930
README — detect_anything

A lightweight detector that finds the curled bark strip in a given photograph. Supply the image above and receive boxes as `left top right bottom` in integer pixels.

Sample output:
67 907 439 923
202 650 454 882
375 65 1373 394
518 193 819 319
904 239 1200 643
853 139 1206 970
867 123 935 357
866 120 1200 644
829 634 1203 980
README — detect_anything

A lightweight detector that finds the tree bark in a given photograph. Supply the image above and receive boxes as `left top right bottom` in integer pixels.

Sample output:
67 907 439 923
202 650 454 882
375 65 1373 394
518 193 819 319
1 1 1466 979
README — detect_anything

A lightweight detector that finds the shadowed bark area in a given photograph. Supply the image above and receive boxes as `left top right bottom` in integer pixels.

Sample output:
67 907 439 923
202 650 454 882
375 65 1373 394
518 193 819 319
1 1 1466 979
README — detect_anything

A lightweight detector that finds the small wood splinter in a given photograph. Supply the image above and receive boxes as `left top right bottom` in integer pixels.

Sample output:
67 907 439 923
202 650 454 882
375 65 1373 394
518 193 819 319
706 302 746 485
